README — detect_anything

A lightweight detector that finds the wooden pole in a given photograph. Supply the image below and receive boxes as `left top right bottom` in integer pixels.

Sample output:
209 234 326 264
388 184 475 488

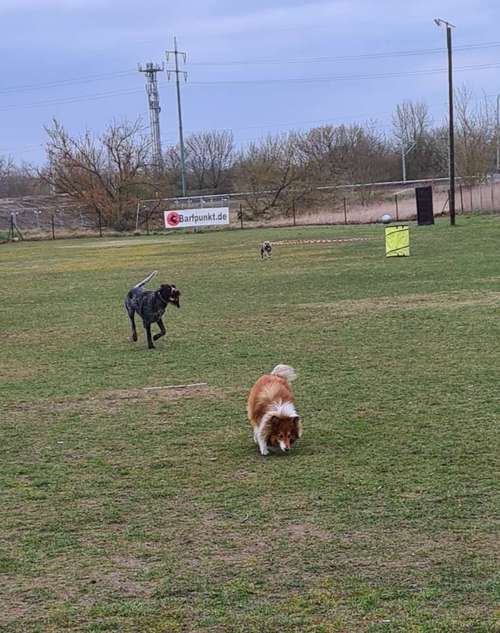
51 214 55 240
343 197 347 225
292 200 296 226
395 194 399 221
459 184 464 214
98 210 103 237
239 203 244 229
446 24 456 225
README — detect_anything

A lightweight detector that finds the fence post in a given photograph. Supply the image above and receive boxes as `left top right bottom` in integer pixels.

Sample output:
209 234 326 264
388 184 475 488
394 194 399 221
292 200 296 226
135 201 141 233
490 182 495 213
343 197 347 225
459 184 464 214
239 203 244 229
98 210 103 237
479 184 484 212
146 213 150 235
51 214 55 240
469 185 473 212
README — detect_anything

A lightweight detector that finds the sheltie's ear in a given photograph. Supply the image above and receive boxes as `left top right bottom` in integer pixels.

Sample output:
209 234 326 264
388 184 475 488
270 415 280 430
292 416 302 437
262 415 279 436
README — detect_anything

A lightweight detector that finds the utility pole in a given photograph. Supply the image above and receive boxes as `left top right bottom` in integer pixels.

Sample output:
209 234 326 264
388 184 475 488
166 37 188 197
138 62 164 174
496 94 499 172
434 18 456 225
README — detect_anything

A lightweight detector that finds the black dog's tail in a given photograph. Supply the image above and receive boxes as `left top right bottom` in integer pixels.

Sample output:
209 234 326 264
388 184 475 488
133 271 158 289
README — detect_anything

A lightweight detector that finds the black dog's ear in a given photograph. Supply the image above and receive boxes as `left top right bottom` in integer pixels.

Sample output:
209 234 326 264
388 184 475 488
159 284 172 300
170 285 181 308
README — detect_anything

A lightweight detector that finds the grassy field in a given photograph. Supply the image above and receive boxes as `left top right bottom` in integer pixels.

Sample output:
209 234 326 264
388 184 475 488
1 217 499 632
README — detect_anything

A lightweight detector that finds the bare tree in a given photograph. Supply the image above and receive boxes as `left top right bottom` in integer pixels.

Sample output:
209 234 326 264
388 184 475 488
454 87 494 184
233 133 309 218
295 125 344 184
185 130 234 193
392 101 431 146
0 157 44 197
392 101 435 180
42 118 156 230
297 123 394 187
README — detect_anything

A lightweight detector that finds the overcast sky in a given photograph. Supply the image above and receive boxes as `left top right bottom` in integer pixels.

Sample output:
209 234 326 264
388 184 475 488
1 0 499 165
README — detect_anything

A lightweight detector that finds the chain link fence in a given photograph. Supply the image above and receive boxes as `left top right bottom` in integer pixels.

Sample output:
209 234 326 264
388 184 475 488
1 179 499 242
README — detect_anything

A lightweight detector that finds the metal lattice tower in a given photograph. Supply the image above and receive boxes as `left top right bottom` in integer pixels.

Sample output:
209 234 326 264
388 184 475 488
138 62 164 173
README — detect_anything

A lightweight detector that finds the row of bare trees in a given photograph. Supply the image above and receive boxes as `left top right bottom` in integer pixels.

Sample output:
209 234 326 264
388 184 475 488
1 89 498 229
0 157 44 198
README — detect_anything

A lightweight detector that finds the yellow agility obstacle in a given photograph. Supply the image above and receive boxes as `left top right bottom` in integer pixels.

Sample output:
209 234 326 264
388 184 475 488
385 225 410 257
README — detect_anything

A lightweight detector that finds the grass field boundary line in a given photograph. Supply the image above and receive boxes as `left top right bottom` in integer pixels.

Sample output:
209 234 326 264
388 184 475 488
142 382 208 391
271 237 376 245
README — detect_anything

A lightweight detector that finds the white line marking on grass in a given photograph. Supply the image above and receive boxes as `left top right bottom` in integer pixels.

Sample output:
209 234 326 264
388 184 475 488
271 237 375 246
142 382 208 391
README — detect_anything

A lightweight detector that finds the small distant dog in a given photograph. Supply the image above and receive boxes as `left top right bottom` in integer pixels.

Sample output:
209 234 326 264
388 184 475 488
260 240 272 259
124 271 180 350
247 364 302 456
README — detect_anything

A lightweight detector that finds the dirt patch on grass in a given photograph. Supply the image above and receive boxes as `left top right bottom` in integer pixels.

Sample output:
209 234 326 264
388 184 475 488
0 556 157 626
332 527 500 577
9 383 225 416
284 523 331 542
0 365 36 380
277 290 500 316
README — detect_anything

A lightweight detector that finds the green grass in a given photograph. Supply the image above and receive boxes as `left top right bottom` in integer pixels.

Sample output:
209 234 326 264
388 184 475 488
1 217 499 632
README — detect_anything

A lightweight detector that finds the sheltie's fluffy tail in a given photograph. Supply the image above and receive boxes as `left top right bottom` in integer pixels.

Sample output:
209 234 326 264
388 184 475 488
271 364 297 383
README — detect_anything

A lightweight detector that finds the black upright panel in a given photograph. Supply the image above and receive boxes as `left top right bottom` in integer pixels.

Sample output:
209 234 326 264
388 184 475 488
415 186 434 225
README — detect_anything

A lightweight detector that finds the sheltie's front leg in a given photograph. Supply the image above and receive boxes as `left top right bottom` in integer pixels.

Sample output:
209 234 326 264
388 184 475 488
255 426 269 456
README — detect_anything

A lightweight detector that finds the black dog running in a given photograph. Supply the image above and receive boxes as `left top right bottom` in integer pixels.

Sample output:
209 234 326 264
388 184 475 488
125 271 181 349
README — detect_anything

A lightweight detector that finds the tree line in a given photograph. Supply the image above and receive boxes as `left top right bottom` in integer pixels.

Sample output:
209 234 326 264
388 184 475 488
1 89 498 229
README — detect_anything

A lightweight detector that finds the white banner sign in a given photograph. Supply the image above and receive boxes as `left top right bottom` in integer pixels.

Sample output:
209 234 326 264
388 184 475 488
164 207 230 228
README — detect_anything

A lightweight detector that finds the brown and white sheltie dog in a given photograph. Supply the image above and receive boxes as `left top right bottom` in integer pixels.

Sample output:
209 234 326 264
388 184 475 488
247 364 302 456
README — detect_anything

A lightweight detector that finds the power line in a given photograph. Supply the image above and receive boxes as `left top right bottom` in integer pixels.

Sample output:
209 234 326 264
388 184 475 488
0 87 144 112
187 62 500 86
0 70 135 96
1 60 498 113
1 39 500 96
188 40 500 66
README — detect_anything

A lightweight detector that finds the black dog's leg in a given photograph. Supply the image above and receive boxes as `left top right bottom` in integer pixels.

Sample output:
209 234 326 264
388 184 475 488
153 318 166 341
145 322 155 349
127 308 138 342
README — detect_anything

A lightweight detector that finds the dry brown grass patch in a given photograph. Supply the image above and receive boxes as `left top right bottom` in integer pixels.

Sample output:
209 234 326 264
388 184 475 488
9 384 225 416
276 290 500 316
